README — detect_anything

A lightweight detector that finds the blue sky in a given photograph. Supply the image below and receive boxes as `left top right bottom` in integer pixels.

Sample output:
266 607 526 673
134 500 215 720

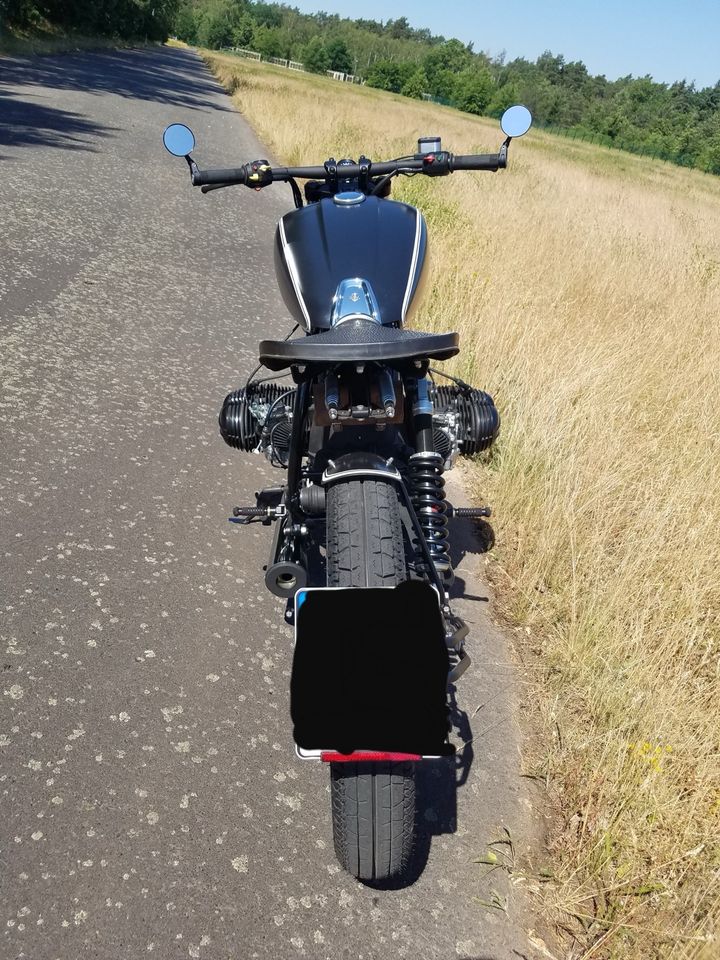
288 0 720 89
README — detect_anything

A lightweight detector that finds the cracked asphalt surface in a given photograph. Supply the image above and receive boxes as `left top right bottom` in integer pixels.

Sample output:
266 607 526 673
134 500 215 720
1 46 537 960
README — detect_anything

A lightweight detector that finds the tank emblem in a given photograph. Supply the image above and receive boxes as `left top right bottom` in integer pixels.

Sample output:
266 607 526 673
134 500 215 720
331 278 382 326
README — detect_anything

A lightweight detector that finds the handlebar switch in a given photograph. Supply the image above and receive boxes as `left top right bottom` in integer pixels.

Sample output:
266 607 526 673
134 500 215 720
422 151 452 177
247 159 273 188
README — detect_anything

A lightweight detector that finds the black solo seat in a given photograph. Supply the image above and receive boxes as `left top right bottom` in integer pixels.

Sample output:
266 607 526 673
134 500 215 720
259 318 459 371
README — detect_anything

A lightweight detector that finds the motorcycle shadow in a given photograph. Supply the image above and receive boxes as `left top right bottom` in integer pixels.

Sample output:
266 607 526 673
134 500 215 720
448 515 495 602
364 685 473 890
365 518 493 889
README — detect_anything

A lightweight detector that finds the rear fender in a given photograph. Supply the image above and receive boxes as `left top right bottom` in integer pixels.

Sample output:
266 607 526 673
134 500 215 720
320 451 401 486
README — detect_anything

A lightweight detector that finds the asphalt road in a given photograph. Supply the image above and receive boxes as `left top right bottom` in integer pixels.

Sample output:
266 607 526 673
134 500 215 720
1 47 537 960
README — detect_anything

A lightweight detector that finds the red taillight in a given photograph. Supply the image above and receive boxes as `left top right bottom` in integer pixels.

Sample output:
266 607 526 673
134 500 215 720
320 751 422 763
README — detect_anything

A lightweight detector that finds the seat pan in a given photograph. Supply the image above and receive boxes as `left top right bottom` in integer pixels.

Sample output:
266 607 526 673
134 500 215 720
259 319 459 371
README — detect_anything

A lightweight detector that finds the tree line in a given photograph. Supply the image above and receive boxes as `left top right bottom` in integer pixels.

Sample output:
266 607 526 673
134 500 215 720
175 1 720 175
3 0 719 174
1 0 179 41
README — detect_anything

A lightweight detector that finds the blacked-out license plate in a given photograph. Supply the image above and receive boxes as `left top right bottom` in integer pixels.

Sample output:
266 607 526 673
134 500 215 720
290 581 453 758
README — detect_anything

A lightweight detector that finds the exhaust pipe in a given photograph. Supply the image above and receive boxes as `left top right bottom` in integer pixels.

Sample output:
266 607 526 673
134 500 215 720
265 560 308 598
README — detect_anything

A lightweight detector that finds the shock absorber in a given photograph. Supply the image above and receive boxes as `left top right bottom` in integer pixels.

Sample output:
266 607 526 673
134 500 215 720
408 378 452 582
324 372 340 421
376 367 396 417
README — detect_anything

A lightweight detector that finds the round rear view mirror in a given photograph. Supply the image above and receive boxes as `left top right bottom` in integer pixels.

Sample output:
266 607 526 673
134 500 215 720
500 105 532 139
163 123 195 157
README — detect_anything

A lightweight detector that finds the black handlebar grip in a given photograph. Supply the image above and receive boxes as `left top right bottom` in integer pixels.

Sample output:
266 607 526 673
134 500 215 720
192 167 247 186
450 154 500 172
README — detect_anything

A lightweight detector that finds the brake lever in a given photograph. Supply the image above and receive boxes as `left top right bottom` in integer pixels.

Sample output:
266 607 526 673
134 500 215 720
201 182 236 194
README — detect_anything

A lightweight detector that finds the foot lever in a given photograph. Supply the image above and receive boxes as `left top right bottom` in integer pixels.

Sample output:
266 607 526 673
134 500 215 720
448 648 471 684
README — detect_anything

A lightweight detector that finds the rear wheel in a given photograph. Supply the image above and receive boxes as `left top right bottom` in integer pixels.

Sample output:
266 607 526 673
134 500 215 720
326 478 416 881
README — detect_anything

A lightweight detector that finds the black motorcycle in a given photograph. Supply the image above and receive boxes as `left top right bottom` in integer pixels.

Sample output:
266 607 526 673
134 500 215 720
163 105 532 883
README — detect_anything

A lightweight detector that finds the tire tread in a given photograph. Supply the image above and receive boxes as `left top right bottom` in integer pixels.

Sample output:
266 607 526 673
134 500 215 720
327 479 415 881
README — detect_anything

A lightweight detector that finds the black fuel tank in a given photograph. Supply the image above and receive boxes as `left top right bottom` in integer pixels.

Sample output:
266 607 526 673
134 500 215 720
274 193 427 331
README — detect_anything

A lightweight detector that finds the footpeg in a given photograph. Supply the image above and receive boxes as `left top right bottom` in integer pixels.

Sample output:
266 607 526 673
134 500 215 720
447 503 492 518
230 503 286 524
232 506 265 518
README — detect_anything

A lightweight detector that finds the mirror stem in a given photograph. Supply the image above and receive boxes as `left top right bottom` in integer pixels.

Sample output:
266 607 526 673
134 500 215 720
185 154 200 183
498 137 511 168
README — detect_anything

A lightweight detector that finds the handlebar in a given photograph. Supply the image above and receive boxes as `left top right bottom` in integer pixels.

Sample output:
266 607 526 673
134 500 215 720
191 149 506 190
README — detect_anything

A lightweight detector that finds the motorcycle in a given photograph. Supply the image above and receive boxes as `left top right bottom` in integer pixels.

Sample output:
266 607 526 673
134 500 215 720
162 104 532 883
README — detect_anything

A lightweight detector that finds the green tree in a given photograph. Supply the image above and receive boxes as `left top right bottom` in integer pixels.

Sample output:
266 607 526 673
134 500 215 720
453 66 494 114
486 81 520 117
536 50 565 83
700 132 720 174
387 16 412 40
252 23 284 58
423 39 473 98
401 68 428 100
250 2 280 27
1 0 42 26
561 59 590 91
354 18 383 36
366 59 415 93
174 1 197 43
196 1 235 48
326 37 352 73
231 13 255 48
301 35 330 74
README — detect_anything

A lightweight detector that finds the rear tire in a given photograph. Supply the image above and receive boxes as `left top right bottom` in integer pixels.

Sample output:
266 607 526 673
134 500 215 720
326 478 416 881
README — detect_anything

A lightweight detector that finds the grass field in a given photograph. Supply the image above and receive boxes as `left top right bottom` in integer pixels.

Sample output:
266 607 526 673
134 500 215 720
203 51 720 959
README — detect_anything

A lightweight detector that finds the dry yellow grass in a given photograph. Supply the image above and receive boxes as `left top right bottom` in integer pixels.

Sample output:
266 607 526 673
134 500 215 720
204 52 720 959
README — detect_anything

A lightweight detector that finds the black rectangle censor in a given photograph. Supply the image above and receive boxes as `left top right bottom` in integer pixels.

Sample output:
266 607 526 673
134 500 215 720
290 580 453 757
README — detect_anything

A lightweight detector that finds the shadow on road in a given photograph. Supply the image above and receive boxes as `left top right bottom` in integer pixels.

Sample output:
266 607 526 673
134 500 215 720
362 505 496 888
360 504 506 888
0 46 226 152
0 89 113 152
449 514 495 602
365 685 474 890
